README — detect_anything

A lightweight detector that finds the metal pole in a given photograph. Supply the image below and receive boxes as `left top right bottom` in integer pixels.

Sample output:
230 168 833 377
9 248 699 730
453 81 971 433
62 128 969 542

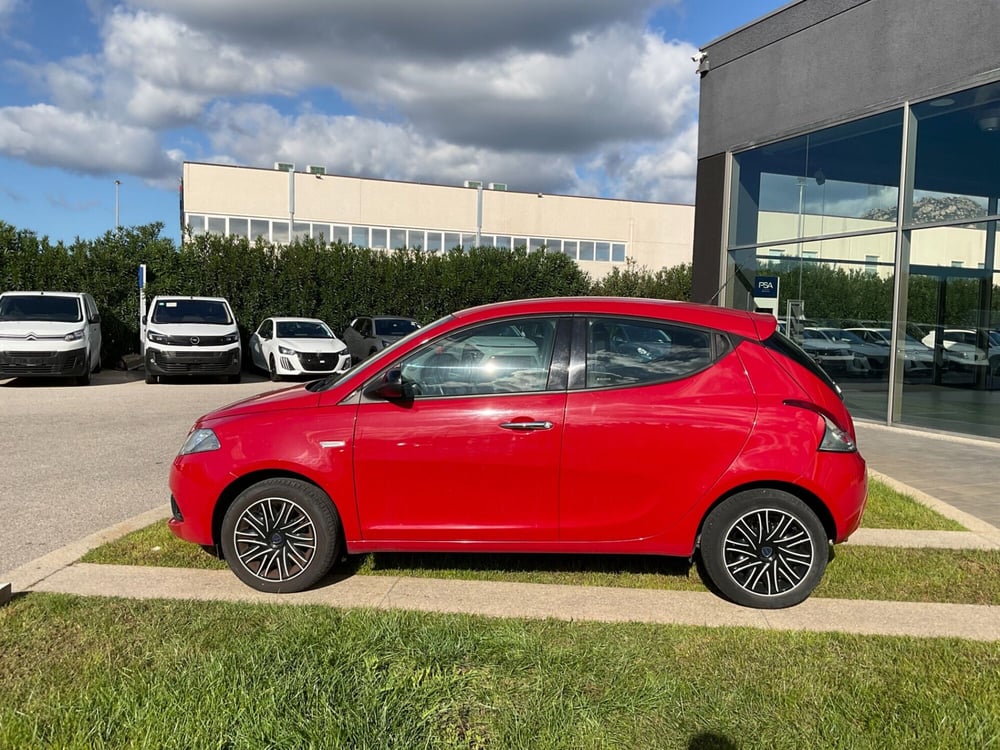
115 179 121 229
476 183 483 248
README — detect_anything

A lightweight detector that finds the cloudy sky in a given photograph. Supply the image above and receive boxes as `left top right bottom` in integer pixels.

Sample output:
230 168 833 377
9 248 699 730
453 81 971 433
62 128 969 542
0 0 782 244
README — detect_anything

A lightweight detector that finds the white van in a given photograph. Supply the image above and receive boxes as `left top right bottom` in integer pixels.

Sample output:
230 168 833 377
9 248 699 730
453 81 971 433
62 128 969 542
0 291 103 385
143 296 241 384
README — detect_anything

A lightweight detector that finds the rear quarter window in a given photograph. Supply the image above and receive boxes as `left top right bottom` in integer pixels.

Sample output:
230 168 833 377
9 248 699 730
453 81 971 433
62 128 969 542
585 317 730 388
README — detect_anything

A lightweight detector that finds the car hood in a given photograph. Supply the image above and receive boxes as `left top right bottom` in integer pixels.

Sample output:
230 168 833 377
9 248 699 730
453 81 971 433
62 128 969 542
275 336 346 354
148 323 238 337
201 384 321 423
0 320 84 338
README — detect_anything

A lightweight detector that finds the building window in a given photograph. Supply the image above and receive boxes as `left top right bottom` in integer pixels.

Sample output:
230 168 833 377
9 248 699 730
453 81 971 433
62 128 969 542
207 217 226 235
427 232 442 253
311 223 332 242
545 239 562 254
595 242 611 262
865 254 879 275
513 237 527 249
250 219 269 242
333 225 350 244
462 233 476 251
408 230 425 250
579 241 595 261
273 221 289 243
563 240 578 259
292 222 310 242
529 238 545 252
370 228 388 248
495 236 511 250
391 229 407 250
351 226 369 247
227 218 248 239
612 243 626 262
444 232 461 250
186 214 206 236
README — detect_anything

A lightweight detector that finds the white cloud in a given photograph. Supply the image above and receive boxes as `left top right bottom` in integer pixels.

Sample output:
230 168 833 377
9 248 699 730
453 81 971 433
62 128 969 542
0 0 702 204
0 104 175 177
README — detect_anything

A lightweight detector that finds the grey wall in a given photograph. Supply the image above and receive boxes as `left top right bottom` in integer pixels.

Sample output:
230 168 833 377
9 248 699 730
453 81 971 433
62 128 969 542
698 0 1000 158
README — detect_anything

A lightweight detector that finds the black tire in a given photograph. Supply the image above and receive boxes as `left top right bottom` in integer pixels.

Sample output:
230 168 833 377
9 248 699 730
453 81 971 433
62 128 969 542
221 477 341 593
76 367 91 386
144 367 157 384
698 489 828 609
228 372 242 384
268 355 280 382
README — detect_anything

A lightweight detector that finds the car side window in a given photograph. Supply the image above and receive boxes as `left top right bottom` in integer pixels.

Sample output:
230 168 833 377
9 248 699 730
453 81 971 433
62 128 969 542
400 317 559 397
586 317 717 388
359 319 373 337
262 320 273 338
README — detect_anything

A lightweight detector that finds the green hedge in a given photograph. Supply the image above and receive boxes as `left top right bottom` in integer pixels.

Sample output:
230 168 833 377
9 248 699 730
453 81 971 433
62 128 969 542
0 221 692 368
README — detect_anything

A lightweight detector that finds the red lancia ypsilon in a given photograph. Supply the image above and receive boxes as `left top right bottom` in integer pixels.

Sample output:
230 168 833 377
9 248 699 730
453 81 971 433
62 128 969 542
168 297 867 608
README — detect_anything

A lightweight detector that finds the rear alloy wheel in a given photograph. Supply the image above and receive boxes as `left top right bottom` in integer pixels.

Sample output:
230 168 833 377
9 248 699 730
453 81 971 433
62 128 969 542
699 489 828 609
221 478 341 593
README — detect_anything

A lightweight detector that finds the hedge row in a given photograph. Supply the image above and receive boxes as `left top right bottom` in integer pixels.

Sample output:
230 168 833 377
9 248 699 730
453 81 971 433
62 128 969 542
0 222 692 367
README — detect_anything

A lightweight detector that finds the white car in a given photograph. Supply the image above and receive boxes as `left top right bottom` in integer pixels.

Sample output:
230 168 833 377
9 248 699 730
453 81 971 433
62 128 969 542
919 328 995 369
249 317 351 381
0 291 102 385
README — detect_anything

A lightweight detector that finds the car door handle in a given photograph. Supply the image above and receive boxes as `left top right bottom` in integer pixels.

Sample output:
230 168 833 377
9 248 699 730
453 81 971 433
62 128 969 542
500 421 554 431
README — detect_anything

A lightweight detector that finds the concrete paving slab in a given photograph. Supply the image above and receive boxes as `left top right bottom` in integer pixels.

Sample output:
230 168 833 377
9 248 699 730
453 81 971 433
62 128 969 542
847 528 1000 549
27 563 1000 642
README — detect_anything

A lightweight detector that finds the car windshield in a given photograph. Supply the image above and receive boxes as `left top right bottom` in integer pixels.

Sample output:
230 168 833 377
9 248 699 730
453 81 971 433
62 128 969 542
374 318 420 337
829 330 865 344
151 299 232 325
276 321 332 339
0 295 82 323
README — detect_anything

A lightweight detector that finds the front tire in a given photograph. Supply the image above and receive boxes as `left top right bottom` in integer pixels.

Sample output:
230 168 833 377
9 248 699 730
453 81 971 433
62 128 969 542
221 478 341 593
144 367 157 384
699 489 828 609
268 355 281 382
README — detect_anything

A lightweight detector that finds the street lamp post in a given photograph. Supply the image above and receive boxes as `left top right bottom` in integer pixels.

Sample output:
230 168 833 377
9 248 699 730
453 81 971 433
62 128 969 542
115 179 121 229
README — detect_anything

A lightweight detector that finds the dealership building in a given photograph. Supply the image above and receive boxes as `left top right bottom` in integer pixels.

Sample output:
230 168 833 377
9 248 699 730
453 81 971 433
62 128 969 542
692 0 1000 438
180 162 694 281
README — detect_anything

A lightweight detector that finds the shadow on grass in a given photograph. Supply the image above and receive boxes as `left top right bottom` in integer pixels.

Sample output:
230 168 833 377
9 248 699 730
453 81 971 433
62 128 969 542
336 550 697 581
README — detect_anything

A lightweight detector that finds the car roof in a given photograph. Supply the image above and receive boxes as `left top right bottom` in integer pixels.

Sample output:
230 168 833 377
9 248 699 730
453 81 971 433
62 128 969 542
450 297 774 341
270 316 328 324
153 295 231 303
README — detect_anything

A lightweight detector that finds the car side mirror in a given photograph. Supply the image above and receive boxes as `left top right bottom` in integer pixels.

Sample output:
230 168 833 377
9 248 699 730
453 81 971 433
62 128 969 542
91 313 101 324
367 369 414 401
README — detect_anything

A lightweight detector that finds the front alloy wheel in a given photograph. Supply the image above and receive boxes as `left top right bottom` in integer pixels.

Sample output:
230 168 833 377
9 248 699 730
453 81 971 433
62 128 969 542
221 478 341 593
699 489 828 608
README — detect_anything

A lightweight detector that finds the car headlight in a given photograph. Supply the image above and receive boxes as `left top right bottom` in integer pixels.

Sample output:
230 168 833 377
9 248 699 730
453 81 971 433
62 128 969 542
148 332 169 344
278 345 296 355
220 334 239 345
63 329 84 342
179 428 221 455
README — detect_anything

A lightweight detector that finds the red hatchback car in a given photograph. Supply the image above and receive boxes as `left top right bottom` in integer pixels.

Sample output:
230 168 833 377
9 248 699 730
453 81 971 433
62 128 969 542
168 297 867 609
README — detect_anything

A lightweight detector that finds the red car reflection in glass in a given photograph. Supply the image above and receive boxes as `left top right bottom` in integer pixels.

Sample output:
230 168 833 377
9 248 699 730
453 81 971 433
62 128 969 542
168 297 867 609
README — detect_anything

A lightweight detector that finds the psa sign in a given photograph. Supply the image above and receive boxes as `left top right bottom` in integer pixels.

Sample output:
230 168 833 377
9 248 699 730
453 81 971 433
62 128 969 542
754 276 779 299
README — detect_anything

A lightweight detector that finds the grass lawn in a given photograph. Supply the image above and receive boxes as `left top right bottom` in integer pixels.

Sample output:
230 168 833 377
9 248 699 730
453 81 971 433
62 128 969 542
81 478 1000 605
1 593 997 749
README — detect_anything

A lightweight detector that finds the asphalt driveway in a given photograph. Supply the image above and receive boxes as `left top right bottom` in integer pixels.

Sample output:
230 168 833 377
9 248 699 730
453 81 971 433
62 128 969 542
0 369 283 577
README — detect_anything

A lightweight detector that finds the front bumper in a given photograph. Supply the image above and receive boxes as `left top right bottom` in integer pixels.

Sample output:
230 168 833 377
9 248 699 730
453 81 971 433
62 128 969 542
0 346 88 377
147 346 241 376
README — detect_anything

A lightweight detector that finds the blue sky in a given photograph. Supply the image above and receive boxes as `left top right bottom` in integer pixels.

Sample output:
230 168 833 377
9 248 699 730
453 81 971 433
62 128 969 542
0 0 785 245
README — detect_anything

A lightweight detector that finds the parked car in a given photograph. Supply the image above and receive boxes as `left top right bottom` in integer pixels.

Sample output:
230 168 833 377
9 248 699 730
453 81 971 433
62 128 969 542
168 297 867 609
843 327 937 373
0 291 102 385
919 328 995 370
342 315 420 363
143 296 241 384
800 327 870 376
248 317 351 381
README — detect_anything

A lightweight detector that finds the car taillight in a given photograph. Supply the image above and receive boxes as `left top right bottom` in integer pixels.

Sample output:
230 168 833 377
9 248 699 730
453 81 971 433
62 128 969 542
783 399 857 453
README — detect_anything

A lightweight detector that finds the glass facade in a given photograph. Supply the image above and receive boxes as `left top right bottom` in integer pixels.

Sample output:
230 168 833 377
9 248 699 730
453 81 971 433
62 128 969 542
725 79 1000 437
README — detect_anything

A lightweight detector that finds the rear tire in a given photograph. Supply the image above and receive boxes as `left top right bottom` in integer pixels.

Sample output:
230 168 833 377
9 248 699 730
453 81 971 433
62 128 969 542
699 489 828 609
221 478 341 593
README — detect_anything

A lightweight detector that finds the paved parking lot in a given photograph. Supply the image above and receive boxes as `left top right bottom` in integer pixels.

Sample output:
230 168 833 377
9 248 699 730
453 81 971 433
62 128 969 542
0 370 283 577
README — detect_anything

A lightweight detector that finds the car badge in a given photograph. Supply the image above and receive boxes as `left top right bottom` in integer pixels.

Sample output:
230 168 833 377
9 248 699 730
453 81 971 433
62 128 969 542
26 332 37 341
190 336 200 345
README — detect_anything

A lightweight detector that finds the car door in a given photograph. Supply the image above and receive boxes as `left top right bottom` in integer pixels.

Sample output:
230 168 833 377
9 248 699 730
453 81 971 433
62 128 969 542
352 316 568 543
343 318 368 363
83 294 102 370
559 316 756 544
249 319 270 370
